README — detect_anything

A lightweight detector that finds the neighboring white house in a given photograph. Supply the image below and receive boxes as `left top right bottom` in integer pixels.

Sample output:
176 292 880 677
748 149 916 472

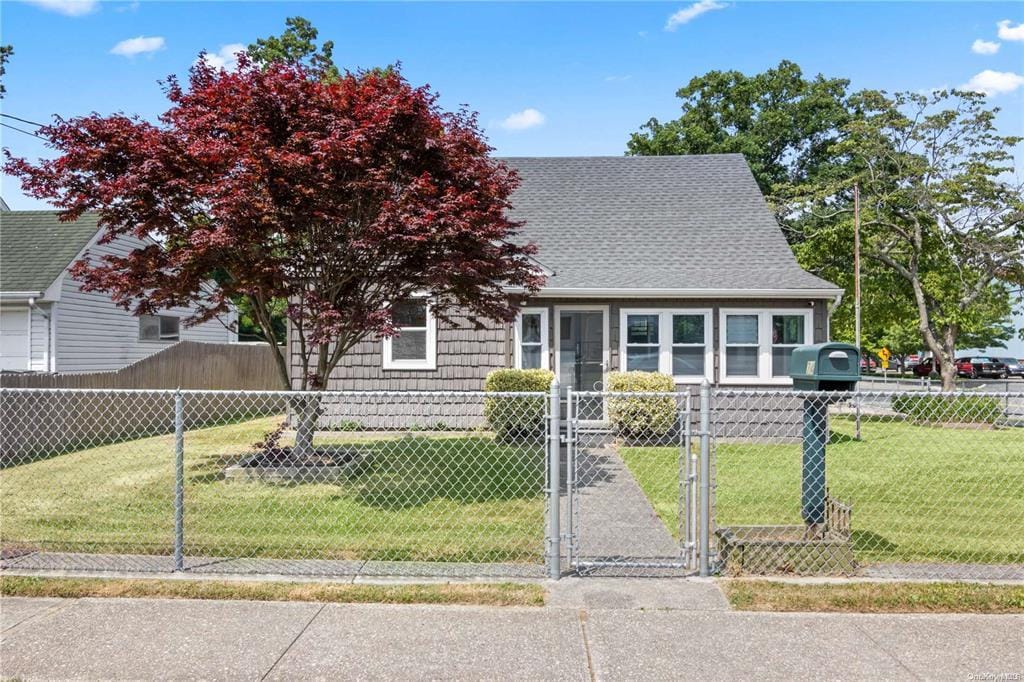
0 210 236 373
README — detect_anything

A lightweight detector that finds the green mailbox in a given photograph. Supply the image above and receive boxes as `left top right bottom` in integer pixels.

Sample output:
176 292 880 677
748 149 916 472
788 342 860 529
789 342 860 392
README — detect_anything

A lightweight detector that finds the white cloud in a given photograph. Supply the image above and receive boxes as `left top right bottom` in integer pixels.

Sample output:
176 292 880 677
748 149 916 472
971 39 1001 55
604 74 632 83
114 1 140 12
499 108 546 131
25 0 97 16
665 0 727 31
961 69 1024 96
110 35 166 57
996 19 1024 41
197 43 246 72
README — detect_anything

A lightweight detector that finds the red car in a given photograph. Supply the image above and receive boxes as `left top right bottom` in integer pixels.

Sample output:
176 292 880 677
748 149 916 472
913 357 1009 379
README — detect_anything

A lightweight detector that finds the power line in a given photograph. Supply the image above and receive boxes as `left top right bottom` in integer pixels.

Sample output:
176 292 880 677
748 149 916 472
1 113 46 127
1 121 45 140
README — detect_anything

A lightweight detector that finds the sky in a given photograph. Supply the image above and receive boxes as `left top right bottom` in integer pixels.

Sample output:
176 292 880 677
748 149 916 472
2 0 1022 211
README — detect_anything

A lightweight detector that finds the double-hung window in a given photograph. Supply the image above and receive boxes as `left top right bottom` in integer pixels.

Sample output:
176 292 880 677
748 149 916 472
515 308 549 369
620 309 712 381
719 309 813 383
382 297 437 370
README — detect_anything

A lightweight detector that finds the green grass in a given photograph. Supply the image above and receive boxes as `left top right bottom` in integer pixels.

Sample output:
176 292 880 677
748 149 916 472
721 579 1024 613
1 417 546 563
0 575 545 606
620 417 1024 565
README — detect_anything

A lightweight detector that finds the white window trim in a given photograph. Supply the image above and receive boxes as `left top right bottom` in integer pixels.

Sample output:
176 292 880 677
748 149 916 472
718 308 813 385
382 297 437 371
514 307 550 370
619 308 713 384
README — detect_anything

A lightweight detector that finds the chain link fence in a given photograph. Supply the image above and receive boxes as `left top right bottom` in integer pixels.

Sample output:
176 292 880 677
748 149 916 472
567 390 694 576
710 389 1024 580
1 388 550 578
2 386 1021 581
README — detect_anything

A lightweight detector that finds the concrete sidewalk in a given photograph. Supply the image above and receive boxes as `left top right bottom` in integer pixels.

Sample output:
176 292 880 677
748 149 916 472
2 579 1022 680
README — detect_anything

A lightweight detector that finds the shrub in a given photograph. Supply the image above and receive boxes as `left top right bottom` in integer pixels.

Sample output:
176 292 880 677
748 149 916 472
891 394 1002 424
484 369 554 442
606 371 678 439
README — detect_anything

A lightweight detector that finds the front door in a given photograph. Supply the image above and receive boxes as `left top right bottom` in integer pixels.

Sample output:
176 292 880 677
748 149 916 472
559 310 605 418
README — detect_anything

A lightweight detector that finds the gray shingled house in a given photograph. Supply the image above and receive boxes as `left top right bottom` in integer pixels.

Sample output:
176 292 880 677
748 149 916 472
292 154 841 394
0 211 236 373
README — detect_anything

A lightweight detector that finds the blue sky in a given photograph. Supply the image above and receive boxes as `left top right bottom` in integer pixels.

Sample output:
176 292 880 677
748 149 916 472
2 0 1022 211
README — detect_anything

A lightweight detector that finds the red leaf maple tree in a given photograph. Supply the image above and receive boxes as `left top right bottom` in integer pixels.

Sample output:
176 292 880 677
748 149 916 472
6 55 545 393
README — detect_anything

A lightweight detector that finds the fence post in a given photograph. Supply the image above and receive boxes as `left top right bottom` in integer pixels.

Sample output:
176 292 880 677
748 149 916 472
173 389 185 572
698 379 711 577
547 379 561 580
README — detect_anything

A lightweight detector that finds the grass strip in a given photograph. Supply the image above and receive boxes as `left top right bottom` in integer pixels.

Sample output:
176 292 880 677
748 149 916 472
721 579 1024 614
0 575 545 607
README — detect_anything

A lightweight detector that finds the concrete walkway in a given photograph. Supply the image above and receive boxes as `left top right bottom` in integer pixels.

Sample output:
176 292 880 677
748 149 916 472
3 579 1021 680
572 446 683 571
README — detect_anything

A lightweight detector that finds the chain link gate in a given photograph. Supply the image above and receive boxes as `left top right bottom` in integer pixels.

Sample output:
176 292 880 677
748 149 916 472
563 389 700 576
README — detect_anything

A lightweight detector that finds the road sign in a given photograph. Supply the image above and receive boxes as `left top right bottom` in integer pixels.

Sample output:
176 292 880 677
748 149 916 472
878 347 891 369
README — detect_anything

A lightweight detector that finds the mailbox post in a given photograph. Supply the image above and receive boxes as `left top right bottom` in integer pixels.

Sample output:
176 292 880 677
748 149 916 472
788 343 860 531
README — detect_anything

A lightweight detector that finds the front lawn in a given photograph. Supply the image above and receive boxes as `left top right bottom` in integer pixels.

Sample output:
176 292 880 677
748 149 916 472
1 417 546 564
620 416 1024 566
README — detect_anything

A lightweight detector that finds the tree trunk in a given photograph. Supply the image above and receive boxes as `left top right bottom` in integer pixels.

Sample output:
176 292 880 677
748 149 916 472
937 355 958 392
291 392 322 458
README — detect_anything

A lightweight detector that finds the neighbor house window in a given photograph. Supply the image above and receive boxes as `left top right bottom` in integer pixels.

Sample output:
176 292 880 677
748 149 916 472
382 297 437 370
139 314 180 342
620 309 712 381
719 309 813 383
516 308 549 370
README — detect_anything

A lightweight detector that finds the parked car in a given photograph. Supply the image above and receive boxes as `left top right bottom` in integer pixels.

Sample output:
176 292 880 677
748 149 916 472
994 357 1024 378
859 355 877 373
913 359 936 378
955 356 1009 379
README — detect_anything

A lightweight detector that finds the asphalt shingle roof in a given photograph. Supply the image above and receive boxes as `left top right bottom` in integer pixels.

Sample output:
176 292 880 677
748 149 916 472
0 211 100 293
503 154 840 293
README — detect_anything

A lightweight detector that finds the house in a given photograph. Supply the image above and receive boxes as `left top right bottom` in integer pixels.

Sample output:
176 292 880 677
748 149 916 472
290 154 842 393
0 210 236 373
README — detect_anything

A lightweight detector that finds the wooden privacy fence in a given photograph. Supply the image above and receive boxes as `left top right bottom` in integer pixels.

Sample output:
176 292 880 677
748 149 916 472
0 341 284 390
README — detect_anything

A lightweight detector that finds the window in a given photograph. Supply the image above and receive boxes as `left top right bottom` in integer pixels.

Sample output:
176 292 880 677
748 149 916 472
620 309 711 381
625 314 660 372
725 314 760 377
516 308 549 370
382 298 436 370
672 314 706 376
771 314 806 377
139 314 180 342
720 309 813 383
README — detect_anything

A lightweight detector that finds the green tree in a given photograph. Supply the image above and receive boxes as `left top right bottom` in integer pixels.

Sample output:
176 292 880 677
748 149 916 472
0 45 13 98
247 16 339 80
800 90 1023 389
626 60 852 197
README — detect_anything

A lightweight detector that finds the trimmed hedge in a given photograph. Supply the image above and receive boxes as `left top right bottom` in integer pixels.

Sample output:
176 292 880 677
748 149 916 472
606 371 678 439
891 394 1002 424
483 369 554 442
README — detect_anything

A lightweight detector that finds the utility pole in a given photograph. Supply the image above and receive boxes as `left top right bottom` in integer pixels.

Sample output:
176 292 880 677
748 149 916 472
853 182 862 440
854 182 861 357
